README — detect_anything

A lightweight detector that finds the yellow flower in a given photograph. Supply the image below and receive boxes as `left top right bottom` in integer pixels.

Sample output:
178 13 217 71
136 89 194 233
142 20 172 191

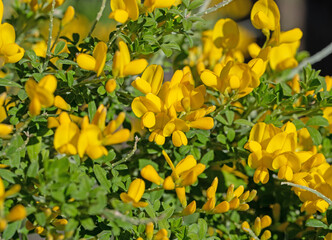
120 178 148 207
250 0 280 32
25 75 57 116
154 229 169 240
182 200 196 216
54 112 80 155
54 96 71 111
77 41 107 77
109 0 139 24
77 105 130 159
141 165 164 185
112 41 148 78
131 64 164 95
0 93 13 137
212 18 239 50
0 0 25 67
145 222 154 240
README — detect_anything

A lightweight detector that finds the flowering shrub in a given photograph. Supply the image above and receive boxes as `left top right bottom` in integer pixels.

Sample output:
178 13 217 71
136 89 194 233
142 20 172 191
0 0 332 239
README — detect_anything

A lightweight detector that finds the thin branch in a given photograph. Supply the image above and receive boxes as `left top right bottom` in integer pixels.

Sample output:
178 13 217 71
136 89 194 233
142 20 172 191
46 0 56 58
88 0 107 37
51 23 63 51
198 0 213 13
242 227 260 240
277 41 332 82
108 23 128 48
111 136 140 168
193 0 233 17
281 181 332 206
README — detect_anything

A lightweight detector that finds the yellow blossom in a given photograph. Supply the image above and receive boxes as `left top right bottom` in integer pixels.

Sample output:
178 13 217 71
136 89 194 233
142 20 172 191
182 200 196 216
120 178 148 207
77 41 107 77
25 75 57 116
109 0 139 24
112 41 148 78
62 6 75 26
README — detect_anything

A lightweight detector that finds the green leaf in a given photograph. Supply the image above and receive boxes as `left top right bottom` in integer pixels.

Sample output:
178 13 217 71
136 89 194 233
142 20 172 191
200 150 214 165
26 49 38 62
227 128 235 142
305 219 327 228
225 110 234 125
161 44 173 57
81 218 96 231
306 116 329 127
2 221 21 240
27 137 41 162
198 218 208 239
306 126 322 145
54 41 66 55
0 78 21 88
88 100 97 121
0 169 16 183
94 164 111 192
35 211 46 226
27 161 39 177
234 119 254 127
189 0 204 10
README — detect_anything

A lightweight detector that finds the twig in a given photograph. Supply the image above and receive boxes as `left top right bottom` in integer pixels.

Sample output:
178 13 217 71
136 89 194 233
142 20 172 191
193 0 233 17
108 23 128 48
88 0 107 37
104 209 165 225
46 0 56 58
281 182 332 206
242 227 260 240
111 136 140 168
198 0 213 13
145 186 164 193
50 22 63 51
277 41 332 82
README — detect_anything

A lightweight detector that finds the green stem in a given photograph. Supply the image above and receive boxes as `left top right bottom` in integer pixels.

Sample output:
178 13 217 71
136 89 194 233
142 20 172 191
46 0 56 58
193 0 233 17
145 186 164 193
111 136 140 168
281 182 332 206
108 23 128 48
88 0 107 38
242 227 260 240
51 22 63 51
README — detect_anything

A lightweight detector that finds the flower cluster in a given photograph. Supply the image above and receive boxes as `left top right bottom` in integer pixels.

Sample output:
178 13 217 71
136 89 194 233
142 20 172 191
52 104 130 159
246 121 332 213
132 65 215 146
242 215 272 240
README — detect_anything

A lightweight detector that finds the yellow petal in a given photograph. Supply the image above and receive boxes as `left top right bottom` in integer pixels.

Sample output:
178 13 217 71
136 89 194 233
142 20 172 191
141 165 163 185
141 64 164 95
131 77 152 94
123 59 148 76
189 117 214 130
175 155 196 176
0 123 13 135
109 9 129 23
163 176 175 190
127 178 145 203
77 54 96 71
175 187 187 207
172 130 188 147
38 75 57 93
200 70 219 88
214 201 230 213
182 200 196 216
142 111 155 128
54 95 71 111
6 205 26 222
261 215 272 229
62 6 75 25
93 41 107 76
103 129 130 145
132 97 148 118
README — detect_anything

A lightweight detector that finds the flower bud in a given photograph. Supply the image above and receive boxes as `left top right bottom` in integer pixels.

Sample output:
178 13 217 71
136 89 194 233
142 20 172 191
141 165 163 185
146 222 154 240
182 200 196 216
106 79 117 93
214 201 230 214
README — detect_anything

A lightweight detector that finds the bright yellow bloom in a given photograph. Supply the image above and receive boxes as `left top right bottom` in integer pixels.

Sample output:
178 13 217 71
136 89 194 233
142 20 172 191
0 93 13 137
154 229 169 240
54 96 71 111
120 178 148 207
212 18 239 50
250 0 280 32
242 215 272 239
0 0 25 67
109 0 139 24
112 41 148 78
77 105 130 159
132 64 164 95
54 112 80 155
77 41 107 77
25 75 57 116
182 200 196 216
141 165 164 185
146 222 154 240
